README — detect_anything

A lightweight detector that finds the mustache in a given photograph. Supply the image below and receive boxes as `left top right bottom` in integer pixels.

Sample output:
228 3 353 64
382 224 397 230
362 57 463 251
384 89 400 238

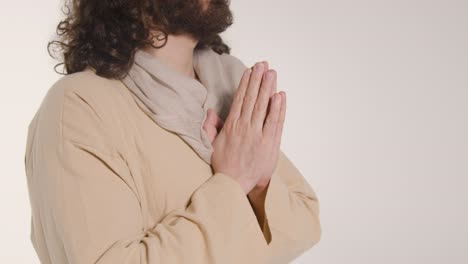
160 0 233 39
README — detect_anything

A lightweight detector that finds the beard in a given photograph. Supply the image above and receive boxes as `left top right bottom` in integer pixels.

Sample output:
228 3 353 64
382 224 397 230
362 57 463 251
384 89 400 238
159 0 233 42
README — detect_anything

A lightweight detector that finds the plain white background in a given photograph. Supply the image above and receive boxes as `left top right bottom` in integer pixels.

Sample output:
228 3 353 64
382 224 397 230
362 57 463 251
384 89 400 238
1 0 467 263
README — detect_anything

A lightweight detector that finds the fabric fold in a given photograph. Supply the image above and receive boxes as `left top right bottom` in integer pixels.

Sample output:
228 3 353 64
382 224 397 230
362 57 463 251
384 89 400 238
121 47 247 164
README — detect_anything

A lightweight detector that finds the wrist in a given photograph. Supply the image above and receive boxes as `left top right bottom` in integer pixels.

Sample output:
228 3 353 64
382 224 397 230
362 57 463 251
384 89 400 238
247 183 268 231
248 182 269 202
251 178 271 194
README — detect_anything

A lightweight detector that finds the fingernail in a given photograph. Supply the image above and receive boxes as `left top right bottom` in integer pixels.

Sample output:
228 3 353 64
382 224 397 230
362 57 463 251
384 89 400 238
279 91 286 99
255 63 263 71
265 71 271 80
274 94 281 104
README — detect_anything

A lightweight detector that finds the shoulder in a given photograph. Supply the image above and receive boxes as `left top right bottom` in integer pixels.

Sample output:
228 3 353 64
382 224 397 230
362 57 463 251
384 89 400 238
216 50 249 75
199 47 249 74
199 48 250 93
27 69 128 157
37 68 124 115
219 51 248 70
51 68 125 110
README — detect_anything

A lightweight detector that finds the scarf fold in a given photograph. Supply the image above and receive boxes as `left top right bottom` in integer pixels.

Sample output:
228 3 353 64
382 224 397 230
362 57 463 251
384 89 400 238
120 47 248 164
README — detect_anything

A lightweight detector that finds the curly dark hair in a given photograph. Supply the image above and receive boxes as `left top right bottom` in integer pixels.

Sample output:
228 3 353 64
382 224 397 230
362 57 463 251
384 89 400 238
48 0 233 80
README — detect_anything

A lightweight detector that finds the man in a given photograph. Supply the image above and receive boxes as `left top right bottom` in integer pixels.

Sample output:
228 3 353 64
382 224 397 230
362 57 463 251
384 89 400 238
25 0 321 263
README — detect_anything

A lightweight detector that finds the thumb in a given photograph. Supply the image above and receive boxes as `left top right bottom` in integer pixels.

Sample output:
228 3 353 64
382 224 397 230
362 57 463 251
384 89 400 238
203 109 224 143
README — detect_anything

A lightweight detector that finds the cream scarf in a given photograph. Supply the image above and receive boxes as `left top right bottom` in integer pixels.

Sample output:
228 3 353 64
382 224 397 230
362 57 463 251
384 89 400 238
121 48 248 164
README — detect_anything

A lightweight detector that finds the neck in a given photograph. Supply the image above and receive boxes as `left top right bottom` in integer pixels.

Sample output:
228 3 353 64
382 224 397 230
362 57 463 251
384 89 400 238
142 33 199 80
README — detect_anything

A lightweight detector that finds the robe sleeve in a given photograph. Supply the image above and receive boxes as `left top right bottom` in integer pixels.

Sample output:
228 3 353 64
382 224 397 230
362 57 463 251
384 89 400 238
222 54 322 261
261 149 322 263
29 89 270 264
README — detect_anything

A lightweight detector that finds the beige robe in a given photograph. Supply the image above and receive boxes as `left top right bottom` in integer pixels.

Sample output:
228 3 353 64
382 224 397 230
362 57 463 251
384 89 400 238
24 66 321 263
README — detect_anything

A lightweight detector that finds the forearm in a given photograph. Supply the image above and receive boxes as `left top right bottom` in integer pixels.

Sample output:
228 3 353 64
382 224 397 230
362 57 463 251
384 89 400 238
247 180 271 242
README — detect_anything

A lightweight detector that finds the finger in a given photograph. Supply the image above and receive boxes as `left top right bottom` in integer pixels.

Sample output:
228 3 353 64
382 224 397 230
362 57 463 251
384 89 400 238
264 70 277 127
203 113 217 143
204 109 217 127
274 91 287 148
225 68 252 124
206 128 217 143
203 109 217 141
271 69 277 96
263 92 282 139
253 61 268 71
239 62 266 123
214 113 224 132
251 69 276 130
206 108 224 130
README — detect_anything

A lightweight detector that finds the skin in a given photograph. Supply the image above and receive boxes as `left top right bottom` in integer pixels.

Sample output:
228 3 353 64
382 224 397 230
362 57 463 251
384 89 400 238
210 62 286 230
144 8 287 228
211 62 286 193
